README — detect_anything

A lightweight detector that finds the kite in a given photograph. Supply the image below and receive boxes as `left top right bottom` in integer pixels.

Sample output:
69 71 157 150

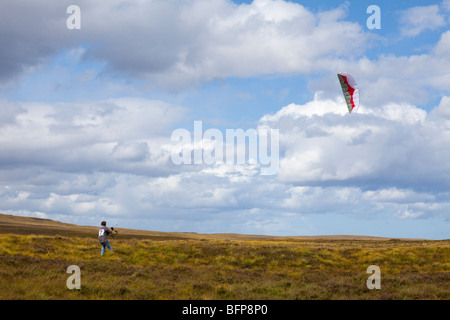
337 72 359 113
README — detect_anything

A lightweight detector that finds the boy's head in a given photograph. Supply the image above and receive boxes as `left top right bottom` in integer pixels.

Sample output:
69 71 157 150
101 221 107 226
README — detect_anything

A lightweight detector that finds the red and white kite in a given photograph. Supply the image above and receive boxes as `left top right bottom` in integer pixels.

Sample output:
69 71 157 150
337 72 359 113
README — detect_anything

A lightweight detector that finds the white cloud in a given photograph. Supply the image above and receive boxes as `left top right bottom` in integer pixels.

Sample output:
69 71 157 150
400 4 446 37
0 98 186 175
429 95 450 120
3 0 449 109
4 93 449 234
0 0 367 89
260 94 450 190
112 141 149 162
314 29 450 107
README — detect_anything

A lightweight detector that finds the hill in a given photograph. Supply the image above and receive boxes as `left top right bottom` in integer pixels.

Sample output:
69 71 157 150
0 213 425 241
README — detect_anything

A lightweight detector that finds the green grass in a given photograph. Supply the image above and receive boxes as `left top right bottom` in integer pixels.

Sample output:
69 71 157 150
0 234 448 299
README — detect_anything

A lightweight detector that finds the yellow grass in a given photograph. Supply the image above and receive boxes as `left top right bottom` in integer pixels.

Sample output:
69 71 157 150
0 233 448 300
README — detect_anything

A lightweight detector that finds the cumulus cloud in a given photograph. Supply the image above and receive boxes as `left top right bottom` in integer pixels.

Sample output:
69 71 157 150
0 99 26 125
3 0 448 108
0 96 191 226
260 94 450 225
261 94 450 191
1 94 449 235
0 97 186 174
0 0 367 89
0 1 76 84
83 0 366 87
399 4 447 37
309 29 450 108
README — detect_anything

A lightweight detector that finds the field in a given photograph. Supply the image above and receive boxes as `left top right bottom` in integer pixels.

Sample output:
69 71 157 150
0 214 448 300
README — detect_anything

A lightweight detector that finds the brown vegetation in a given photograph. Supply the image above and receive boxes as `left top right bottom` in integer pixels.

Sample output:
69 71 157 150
0 214 448 300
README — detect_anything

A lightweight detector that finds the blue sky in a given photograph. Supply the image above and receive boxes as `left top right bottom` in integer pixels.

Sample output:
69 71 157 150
0 0 449 239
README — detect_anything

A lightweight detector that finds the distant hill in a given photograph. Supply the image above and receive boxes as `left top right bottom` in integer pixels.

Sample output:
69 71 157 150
0 213 426 241
0 213 187 240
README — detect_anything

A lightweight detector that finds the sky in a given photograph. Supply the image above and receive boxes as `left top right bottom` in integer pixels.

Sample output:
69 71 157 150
0 0 449 239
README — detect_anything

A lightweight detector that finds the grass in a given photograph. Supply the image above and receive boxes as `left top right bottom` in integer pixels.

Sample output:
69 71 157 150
0 234 448 300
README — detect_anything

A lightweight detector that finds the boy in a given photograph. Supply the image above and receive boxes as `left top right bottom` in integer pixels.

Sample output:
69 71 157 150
98 221 114 255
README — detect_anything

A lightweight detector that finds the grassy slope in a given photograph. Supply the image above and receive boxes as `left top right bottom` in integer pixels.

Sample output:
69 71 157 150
0 213 448 300
0 213 427 241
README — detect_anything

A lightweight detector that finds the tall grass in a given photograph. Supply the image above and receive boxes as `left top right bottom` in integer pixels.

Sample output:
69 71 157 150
0 234 448 299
